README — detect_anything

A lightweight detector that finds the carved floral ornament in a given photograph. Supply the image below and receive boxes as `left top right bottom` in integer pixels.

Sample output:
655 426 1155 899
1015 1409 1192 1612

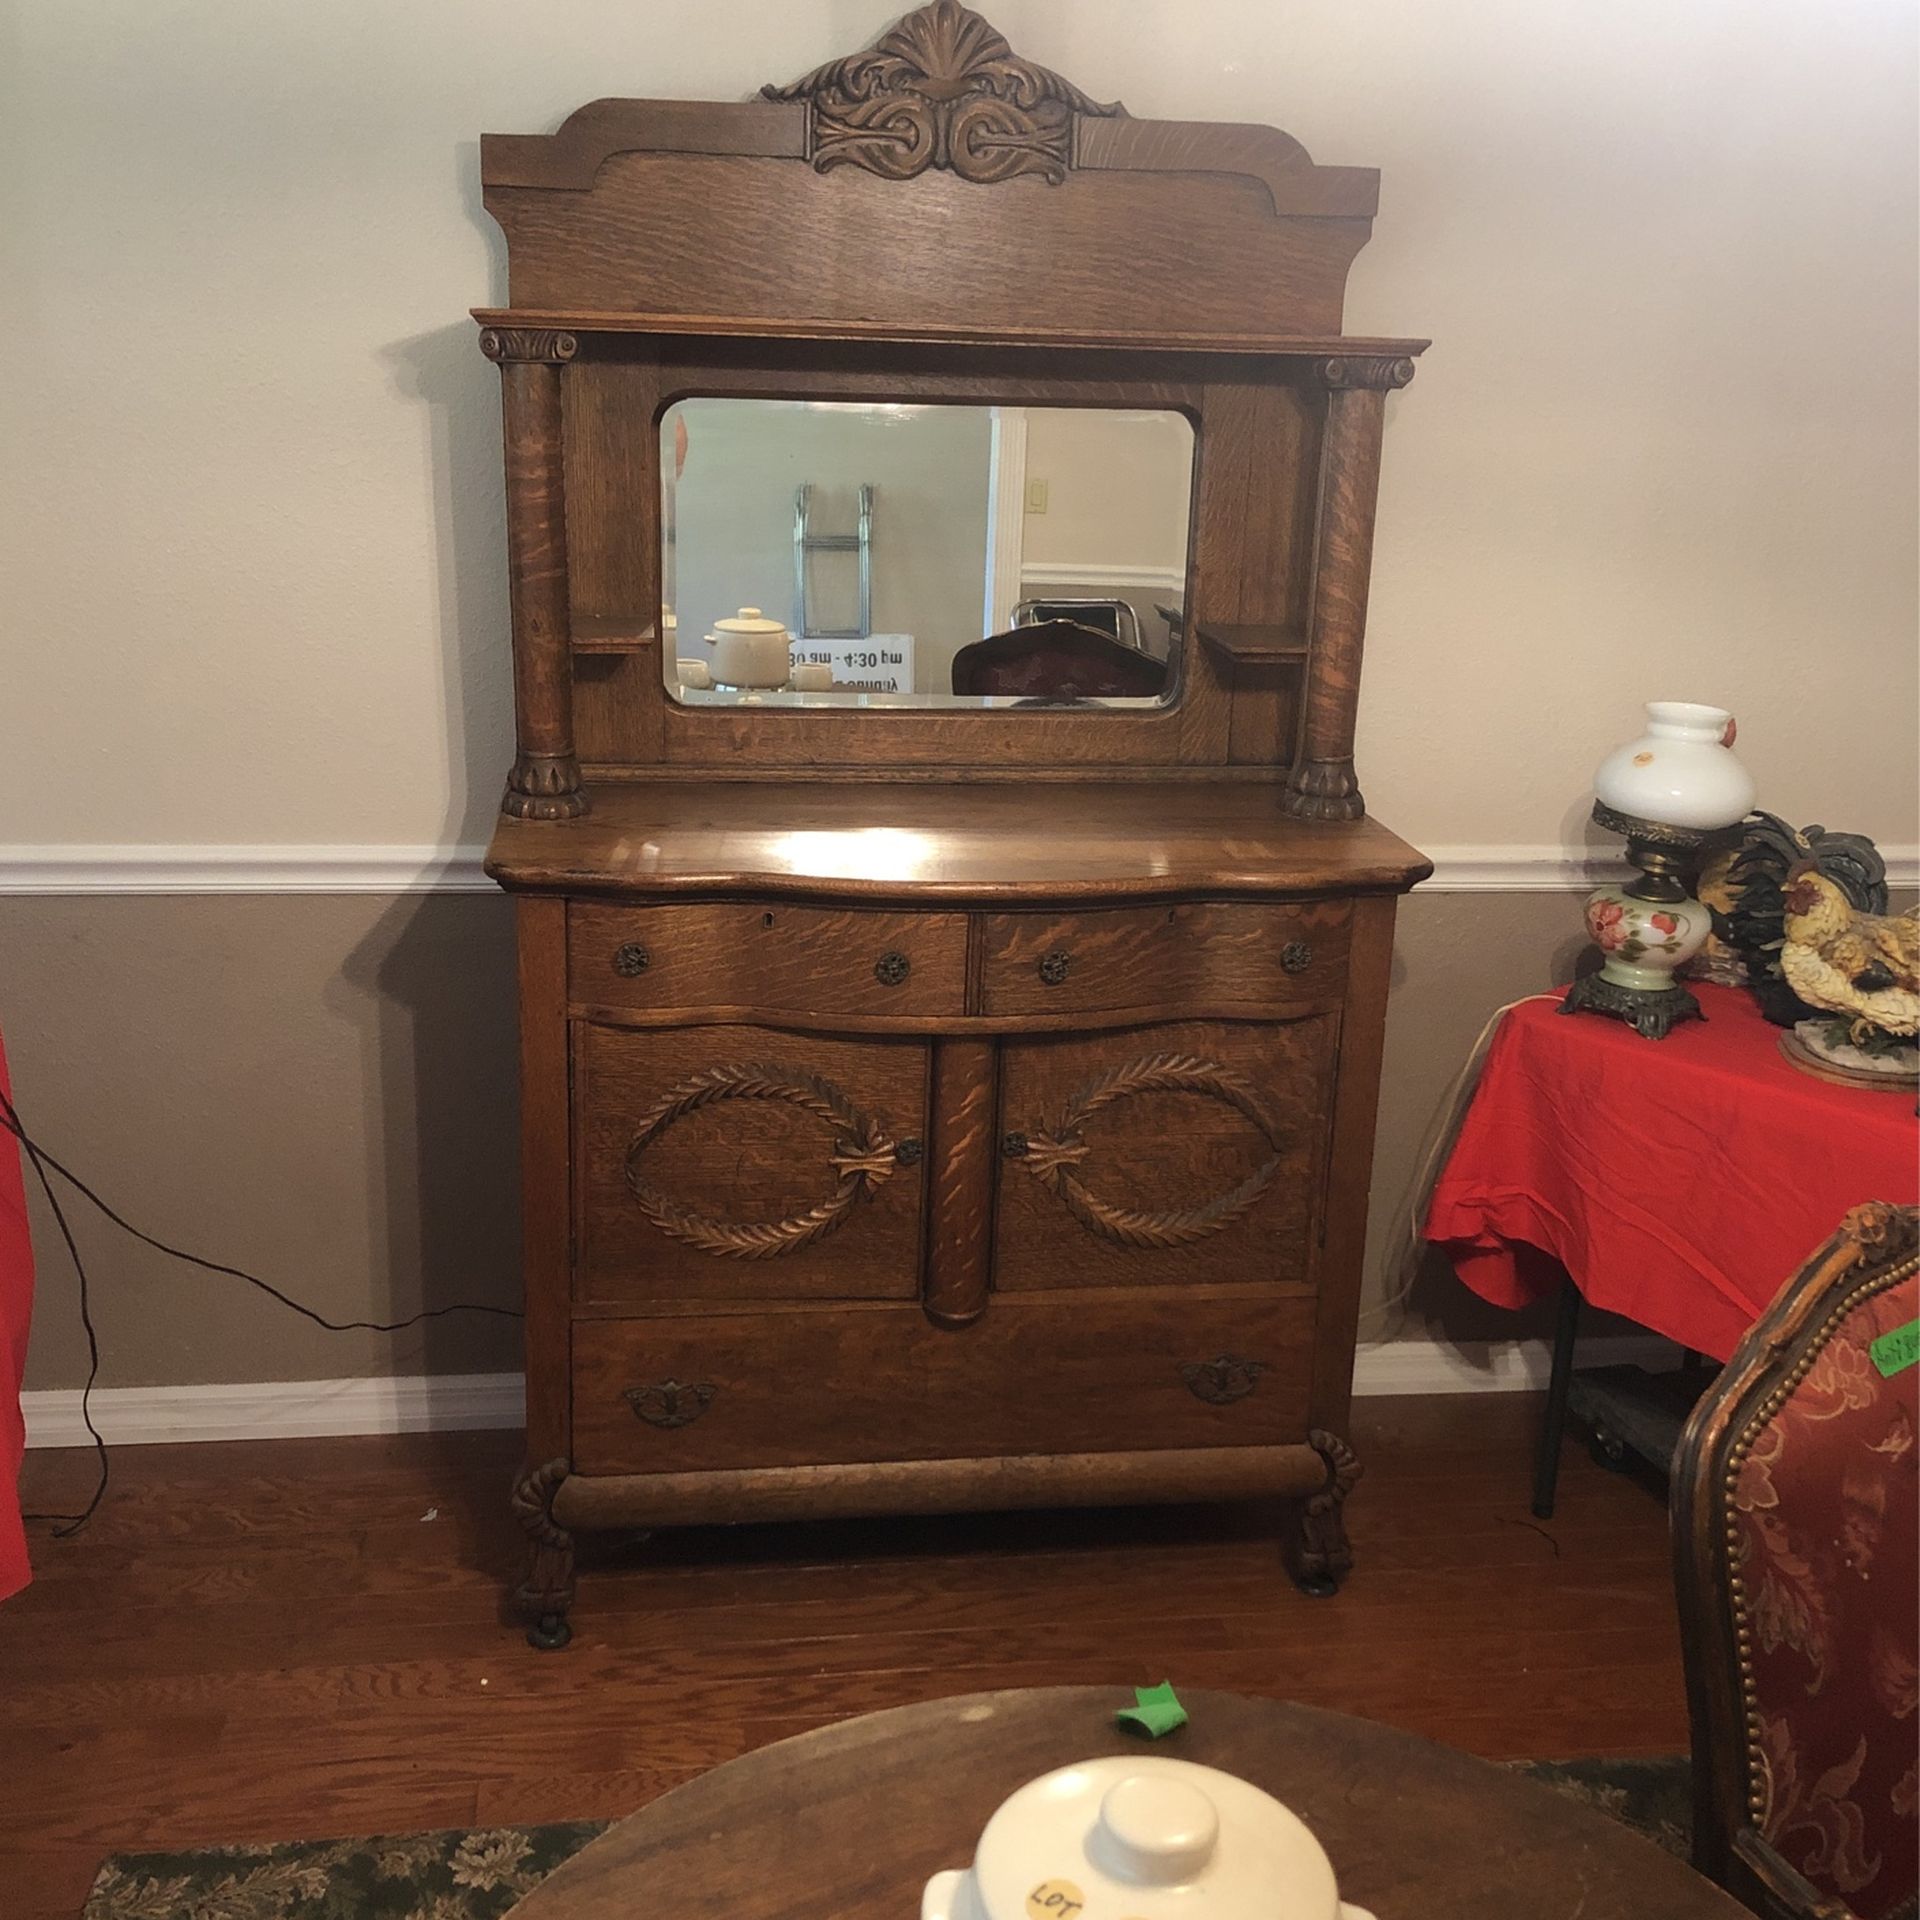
763 0 1125 185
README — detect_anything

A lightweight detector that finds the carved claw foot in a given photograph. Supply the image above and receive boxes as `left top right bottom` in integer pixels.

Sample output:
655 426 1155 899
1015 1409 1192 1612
1283 1428 1361 1597
511 1457 577 1651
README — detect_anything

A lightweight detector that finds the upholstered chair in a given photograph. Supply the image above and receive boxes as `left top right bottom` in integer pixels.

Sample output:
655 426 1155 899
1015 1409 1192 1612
1673 1202 1919 1920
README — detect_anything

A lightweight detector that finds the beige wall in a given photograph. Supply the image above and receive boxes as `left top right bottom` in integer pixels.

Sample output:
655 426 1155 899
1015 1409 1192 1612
10 885 1915 1391
3 3 1916 1392
1 1 1913 852
1019 409 1194 582
2 889 1567 1391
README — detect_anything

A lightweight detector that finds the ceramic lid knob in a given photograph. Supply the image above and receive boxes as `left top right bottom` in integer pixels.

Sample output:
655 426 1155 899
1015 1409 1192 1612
1094 1774 1220 1886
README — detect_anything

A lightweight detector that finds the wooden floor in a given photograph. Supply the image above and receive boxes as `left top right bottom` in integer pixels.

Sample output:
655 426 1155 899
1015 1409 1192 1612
3 1394 1688 1919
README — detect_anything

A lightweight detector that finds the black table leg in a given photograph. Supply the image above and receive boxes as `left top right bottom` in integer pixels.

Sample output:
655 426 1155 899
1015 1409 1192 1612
1532 1276 1582 1519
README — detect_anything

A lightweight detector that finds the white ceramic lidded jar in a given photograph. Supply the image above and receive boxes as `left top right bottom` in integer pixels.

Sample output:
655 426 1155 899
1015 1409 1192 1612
921 1756 1375 1920
708 607 794 689
1591 701 1755 831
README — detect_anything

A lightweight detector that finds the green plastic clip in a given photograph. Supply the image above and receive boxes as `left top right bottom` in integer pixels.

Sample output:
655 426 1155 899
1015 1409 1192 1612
1116 1681 1188 1739
1871 1320 1918 1379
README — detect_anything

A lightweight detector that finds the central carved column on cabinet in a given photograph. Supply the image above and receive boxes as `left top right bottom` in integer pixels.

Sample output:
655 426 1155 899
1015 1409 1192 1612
922 1039 998 1329
1282 354 1417 823
480 326 588 821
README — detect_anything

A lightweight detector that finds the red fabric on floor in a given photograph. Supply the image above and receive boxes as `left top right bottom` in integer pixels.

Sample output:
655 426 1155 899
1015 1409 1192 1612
1 1040 32 1600
1425 983 1920 1361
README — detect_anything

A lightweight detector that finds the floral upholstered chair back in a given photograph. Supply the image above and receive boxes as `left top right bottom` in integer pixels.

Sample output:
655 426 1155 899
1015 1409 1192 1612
1674 1202 1919 1920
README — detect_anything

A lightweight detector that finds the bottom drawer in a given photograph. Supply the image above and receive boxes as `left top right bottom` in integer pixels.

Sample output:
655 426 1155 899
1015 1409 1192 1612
571 1294 1314 1475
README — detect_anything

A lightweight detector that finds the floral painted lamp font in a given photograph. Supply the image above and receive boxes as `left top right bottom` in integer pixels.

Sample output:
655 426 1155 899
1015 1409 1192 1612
1561 702 1756 1039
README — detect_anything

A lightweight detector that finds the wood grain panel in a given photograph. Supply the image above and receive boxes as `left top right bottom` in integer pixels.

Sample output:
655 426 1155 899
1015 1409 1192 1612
565 357 665 766
570 1290 1316 1474
489 153 1369 340
993 1017 1337 1293
978 899 1350 1017
568 901 969 1019
574 1023 930 1305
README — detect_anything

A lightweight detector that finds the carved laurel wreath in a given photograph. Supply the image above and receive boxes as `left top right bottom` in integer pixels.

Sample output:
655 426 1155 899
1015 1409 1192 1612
763 0 1124 185
1013 1051 1283 1250
624 1062 901 1260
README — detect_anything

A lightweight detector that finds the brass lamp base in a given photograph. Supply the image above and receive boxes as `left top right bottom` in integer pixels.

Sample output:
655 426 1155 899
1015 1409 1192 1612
1560 970 1704 1041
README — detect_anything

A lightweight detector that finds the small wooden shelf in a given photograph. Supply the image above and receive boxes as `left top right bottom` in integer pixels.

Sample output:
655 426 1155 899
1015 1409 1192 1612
474 306 1430 363
1193 621 1310 666
572 616 656 655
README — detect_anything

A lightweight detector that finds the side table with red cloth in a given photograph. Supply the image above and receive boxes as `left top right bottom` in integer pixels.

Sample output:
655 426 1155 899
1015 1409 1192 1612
1 1037 33 1601
1425 983 1919 1364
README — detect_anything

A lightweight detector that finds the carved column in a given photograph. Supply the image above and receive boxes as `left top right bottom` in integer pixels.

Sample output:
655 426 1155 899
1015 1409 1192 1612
1280 354 1416 823
480 326 588 821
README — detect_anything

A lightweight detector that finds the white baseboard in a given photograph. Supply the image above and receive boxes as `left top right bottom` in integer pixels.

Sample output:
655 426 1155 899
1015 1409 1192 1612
19 1335 1678 1450
21 1371 525 1448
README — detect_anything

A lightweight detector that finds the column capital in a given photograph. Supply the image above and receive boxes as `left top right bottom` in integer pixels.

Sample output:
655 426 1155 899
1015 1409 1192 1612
1312 354 1416 392
480 327 579 365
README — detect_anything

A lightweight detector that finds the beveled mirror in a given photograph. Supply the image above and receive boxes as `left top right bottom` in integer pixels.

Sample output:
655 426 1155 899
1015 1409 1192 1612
661 399 1194 708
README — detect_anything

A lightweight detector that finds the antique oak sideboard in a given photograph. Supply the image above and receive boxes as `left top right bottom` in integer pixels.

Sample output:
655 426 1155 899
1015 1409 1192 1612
480 4 1429 1646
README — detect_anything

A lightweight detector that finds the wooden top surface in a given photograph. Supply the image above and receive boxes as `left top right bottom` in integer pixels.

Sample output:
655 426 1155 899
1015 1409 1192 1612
506 1687 1743 1919
484 782 1432 902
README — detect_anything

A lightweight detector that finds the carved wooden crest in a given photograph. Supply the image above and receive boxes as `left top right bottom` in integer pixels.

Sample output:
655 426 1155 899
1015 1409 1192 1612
763 1 1124 185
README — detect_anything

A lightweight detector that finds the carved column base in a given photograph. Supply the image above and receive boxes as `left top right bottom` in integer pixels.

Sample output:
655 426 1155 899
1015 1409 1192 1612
502 753 589 822
511 1458 576 1649
1282 1428 1361 1596
1280 758 1365 823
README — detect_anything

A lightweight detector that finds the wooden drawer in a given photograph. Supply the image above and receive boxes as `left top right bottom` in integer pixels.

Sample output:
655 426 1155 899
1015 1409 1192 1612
994 1015 1336 1292
575 1022 930 1305
569 901 969 1018
977 899 1350 1018
570 1292 1316 1475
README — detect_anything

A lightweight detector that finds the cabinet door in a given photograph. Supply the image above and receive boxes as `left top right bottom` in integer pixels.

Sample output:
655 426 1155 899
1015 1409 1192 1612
576 1022 929 1305
993 1016 1336 1292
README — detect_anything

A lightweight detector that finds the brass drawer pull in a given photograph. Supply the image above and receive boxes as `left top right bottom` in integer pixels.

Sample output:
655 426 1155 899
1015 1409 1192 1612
874 951 911 987
612 943 652 977
624 1380 715 1429
1281 941 1313 973
1181 1355 1268 1405
1037 950 1072 987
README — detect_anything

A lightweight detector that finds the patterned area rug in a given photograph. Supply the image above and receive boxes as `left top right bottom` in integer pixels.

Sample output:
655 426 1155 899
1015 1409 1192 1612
83 1759 1691 1918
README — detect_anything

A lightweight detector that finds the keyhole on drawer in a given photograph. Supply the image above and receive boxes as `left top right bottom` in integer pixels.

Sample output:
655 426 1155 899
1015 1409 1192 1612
762 912 775 927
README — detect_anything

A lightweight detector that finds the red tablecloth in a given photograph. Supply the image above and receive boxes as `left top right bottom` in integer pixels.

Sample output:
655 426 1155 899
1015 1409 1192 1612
1 1041 32 1600
1424 983 1919 1361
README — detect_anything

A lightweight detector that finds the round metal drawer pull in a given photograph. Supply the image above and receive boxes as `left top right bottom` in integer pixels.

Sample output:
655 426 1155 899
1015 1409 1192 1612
1280 941 1313 974
1037 951 1072 987
895 1136 924 1165
1002 1130 1030 1158
612 943 651 977
874 951 911 987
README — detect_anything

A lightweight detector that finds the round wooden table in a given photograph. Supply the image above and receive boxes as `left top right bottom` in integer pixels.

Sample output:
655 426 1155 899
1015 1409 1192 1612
507 1687 1745 1918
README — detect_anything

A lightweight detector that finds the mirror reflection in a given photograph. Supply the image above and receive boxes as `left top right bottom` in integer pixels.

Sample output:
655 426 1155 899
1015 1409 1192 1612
661 399 1194 709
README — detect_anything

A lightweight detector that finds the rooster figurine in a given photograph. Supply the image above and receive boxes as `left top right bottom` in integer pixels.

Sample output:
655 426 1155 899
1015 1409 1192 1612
1779 865 1920 1083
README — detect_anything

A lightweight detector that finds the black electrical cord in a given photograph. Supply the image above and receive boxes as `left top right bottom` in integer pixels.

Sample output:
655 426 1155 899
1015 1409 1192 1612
1 1086 522 1536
